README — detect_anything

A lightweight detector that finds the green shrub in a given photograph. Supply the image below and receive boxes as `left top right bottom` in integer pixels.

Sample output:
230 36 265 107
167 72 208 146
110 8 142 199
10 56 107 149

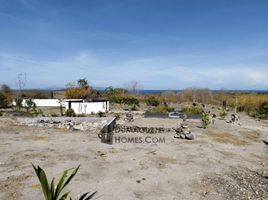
25 99 37 113
219 111 227 119
51 113 59 117
32 164 97 200
122 97 139 107
201 112 210 128
98 111 105 117
114 113 120 120
0 92 8 108
151 105 173 113
181 105 203 115
13 98 23 111
145 96 160 107
257 101 268 118
77 114 85 117
65 108 76 117
104 86 126 103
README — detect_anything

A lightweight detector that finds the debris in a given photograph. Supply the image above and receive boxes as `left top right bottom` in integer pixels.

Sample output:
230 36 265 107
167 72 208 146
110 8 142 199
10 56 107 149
174 123 194 140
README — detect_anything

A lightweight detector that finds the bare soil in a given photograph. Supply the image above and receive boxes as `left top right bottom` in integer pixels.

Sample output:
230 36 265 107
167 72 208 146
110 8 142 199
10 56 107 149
0 112 267 200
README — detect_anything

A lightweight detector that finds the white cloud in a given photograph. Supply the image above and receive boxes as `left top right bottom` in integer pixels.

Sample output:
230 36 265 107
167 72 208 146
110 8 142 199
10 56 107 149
0 50 268 90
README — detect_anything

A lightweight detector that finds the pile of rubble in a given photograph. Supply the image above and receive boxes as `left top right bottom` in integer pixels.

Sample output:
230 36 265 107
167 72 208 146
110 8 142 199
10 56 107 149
174 123 194 140
18 117 112 131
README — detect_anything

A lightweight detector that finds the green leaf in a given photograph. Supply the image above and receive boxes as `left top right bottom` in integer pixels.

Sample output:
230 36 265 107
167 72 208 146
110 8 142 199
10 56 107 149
85 191 97 200
32 163 52 200
51 177 55 199
59 191 71 200
55 170 68 198
62 165 80 188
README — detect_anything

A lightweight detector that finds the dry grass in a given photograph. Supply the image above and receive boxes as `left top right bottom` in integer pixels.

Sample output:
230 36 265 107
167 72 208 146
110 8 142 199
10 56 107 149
23 135 50 141
205 131 248 146
239 130 261 142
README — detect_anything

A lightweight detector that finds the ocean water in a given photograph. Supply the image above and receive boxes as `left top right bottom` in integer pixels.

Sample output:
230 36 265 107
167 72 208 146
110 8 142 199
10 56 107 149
138 89 268 94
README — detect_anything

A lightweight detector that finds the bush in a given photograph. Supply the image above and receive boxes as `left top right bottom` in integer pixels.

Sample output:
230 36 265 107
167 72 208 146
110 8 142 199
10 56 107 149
151 105 173 113
145 96 160 107
25 99 36 113
65 88 92 99
0 92 8 108
77 114 85 117
65 108 76 117
32 164 97 200
104 86 126 103
114 113 120 120
98 111 105 117
1 84 12 105
219 111 227 119
257 101 268 119
13 98 23 111
122 97 139 107
181 105 203 115
65 79 97 99
51 113 59 117
201 112 210 128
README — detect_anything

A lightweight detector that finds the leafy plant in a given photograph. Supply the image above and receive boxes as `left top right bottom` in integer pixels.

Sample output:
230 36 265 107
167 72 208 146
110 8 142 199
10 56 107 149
51 113 59 117
257 101 268 118
181 105 203 115
122 97 139 107
201 112 210 128
32 164 97 200
98 111 105 117
13 98 23 111
114 113 120 120
65 108 76 117
145 96 160 107
219 111 227 119
150 104 173 113
104 86 126 103
0 92 8 108
25 99 37 113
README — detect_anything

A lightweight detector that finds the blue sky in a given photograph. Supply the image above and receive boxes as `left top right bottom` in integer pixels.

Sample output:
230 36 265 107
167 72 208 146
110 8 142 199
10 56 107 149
0 0 268 90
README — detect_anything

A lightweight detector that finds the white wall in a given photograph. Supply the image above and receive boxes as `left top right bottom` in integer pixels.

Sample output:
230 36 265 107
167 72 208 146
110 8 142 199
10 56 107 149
13 99 64 107
13 99 109 114
68 101 109 114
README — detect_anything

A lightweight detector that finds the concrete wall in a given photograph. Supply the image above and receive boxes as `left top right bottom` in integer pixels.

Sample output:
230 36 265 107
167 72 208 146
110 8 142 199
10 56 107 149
67 101 109 114
13 99 64 107
13 99 109 114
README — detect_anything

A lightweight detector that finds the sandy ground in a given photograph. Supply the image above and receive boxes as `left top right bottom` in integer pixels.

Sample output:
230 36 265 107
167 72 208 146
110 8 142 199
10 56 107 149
0 114 267 200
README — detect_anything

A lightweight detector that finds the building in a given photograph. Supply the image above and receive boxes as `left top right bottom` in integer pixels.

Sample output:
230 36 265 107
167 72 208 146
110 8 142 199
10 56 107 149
13 99 109 114
65 99 109 114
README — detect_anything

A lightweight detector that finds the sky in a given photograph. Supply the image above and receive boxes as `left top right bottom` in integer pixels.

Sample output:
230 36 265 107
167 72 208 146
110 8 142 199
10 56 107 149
0 0 268 90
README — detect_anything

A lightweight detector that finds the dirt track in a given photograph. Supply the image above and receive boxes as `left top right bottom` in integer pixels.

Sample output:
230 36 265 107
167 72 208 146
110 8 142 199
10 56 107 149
0 115 267 200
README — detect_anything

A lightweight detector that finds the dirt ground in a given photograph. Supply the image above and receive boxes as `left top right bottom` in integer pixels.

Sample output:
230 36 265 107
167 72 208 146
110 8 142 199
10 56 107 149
0 113 267 200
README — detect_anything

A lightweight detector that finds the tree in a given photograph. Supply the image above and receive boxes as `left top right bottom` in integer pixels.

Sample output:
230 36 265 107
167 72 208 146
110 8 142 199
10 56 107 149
77 78 89 89
0 92 8 108
1 84 12 107
65 79 95 99
125 80 140 93
104 86 127 103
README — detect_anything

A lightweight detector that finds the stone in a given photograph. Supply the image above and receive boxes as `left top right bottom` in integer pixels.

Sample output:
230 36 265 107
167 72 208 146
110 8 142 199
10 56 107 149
185 134 194 140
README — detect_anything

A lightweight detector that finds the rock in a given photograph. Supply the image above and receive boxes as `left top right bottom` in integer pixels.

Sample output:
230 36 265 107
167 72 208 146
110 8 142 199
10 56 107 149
185 134 194 140
180 134 186 139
